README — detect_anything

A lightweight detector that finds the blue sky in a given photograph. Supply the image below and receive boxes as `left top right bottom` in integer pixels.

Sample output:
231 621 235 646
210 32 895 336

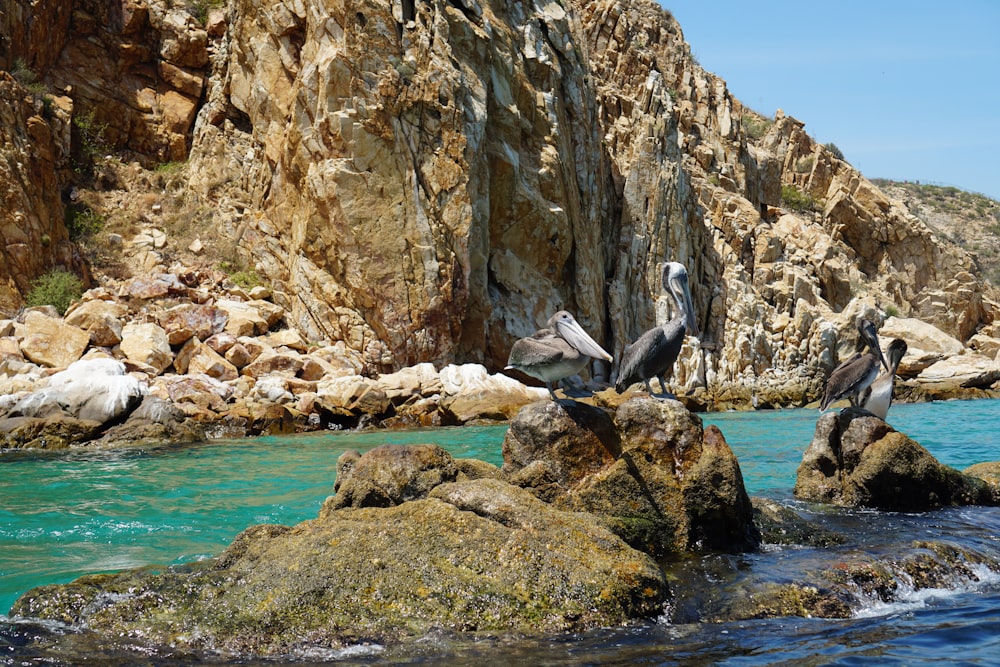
665 2 1000 201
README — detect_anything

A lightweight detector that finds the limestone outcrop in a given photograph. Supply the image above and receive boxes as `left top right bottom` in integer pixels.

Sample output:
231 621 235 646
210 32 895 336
794 408 996 510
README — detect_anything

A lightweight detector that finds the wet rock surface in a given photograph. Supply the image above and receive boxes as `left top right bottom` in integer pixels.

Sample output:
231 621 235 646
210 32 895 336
12 479 668 656
794 408 996 510
9 397 757 656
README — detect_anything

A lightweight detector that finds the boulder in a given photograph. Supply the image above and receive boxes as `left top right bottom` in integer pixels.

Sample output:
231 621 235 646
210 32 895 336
962 462 1000 504
157 303 228 345
12 480 666 656
63 299 127 347
216 300 269 336
503 398 758 556
95 395 206 446
174 338 238 380
7 358 145 425
0 414 104 449
241 350 304 379
18 311 90 368
375 362 445 402
315 375 390 417
794 408 995 510
155 374 233 411
916 354 1000 390
120 322 173 374
324 444 459 510
204 331 238 355
259 328 308 352
880 316 964 356
437 364 548 422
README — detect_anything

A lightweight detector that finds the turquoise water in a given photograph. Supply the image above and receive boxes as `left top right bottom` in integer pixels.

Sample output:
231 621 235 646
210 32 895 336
2 400 1000 664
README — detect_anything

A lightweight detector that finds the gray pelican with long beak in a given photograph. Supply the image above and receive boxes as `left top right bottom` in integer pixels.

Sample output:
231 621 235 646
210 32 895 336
862 338 907 419
819 317 889 411
615 261 700 398
506 310 613 400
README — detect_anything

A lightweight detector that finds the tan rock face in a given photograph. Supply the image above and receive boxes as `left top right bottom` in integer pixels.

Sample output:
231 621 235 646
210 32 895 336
5 0 998 403
120 322 173 374
192 0 613 373
2 0 211 163
0 77 85 310
19 311 90 368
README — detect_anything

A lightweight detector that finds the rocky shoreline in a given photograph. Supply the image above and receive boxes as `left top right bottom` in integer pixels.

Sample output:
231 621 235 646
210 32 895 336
1 267 998 451
9 395 1000 660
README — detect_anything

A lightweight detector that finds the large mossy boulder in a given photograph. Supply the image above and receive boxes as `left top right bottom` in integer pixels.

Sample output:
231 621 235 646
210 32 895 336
12 479 666 657
503 398 759 556
12 397 757 657
794 408 996 510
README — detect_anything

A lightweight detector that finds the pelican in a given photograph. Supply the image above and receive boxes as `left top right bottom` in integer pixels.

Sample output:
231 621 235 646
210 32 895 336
819 317 889 412
861 338 907 419
615 261 700 398
505 310 613 400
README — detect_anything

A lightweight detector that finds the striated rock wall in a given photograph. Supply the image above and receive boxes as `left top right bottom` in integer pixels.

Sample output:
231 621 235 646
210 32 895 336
0 74 85 313
189 0 616 374
3 0 998 403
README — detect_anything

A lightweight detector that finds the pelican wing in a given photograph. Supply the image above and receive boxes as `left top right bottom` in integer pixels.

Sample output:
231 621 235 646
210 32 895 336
507 331 566 368
616 319 684 391
820 353 880 411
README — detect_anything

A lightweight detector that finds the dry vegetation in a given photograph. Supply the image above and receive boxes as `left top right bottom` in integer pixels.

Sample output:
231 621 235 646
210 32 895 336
70 158 237 283
873 179 1000 286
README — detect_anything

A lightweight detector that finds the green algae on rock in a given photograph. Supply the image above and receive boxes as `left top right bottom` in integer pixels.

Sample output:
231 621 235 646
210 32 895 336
504 398 759 557
12 479 667 657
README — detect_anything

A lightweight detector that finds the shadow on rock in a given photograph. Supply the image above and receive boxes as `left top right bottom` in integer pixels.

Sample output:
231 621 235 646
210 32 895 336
502 398 759 557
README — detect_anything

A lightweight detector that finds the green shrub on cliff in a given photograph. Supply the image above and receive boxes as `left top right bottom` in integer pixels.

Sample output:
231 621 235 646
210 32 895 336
781 184 818 212
25 269 84 315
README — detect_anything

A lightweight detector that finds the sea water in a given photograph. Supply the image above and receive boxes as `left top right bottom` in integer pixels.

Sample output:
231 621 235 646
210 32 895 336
2 399 999 665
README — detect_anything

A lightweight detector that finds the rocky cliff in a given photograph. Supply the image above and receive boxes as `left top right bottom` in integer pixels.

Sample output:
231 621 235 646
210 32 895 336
2 0 998 403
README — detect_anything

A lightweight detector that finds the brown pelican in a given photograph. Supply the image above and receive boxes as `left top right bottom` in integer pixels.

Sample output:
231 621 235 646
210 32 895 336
819 317 890 411
615 262 700 398
505 310 613 400
861 338 907 419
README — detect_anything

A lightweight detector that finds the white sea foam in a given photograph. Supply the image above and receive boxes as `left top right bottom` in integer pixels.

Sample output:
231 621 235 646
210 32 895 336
853 562 1000 619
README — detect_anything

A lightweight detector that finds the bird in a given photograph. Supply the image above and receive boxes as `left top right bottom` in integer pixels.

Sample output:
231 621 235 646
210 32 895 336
615 261 700 398
861 338 908 419
505 310 613 400
819 317 890 412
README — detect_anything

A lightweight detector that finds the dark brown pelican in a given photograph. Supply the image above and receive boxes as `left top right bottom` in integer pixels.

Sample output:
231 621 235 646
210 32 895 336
819 317 889 412
862 338 907 419
615 262 699 398
505 310 613 400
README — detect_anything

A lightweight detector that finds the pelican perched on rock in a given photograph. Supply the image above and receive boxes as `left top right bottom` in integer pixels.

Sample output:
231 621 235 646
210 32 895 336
862 338 907 419
505 310 613 400
819 317 889 412
615 261 699 398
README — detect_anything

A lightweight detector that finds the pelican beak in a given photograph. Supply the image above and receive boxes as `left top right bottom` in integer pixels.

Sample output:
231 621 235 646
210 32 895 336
670 274 700 337
559 319 613 362
861 320 889 372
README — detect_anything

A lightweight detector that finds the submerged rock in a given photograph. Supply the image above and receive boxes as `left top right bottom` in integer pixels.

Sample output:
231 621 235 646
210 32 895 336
794 408 995 510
